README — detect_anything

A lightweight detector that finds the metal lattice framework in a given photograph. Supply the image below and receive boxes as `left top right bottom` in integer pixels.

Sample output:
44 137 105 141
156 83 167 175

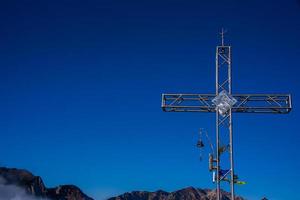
162 94 291 113
161 30 292 200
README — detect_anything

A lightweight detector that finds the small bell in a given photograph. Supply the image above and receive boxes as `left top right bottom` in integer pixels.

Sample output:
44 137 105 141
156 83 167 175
196 140 205 148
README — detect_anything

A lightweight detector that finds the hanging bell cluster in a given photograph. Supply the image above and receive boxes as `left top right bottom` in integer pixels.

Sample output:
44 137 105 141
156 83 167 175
197 139 204 161
196 140 205 148
196 129 210 161
196 129 216 162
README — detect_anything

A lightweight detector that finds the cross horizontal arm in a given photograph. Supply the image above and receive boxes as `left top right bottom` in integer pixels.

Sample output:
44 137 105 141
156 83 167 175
162 93 292 114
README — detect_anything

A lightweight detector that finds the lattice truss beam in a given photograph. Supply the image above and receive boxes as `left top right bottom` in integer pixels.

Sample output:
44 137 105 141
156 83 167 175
162 94 292 114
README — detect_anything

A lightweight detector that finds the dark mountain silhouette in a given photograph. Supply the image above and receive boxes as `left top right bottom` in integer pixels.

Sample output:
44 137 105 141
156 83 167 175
108 187 245 200
0 167 93 200
0 167 247 200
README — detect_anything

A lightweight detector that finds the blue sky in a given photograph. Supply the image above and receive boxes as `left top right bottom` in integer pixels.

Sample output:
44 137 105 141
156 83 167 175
0 0 299 199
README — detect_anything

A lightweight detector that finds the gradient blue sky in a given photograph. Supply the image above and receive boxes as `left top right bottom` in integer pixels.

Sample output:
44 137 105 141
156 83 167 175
0 0 299 199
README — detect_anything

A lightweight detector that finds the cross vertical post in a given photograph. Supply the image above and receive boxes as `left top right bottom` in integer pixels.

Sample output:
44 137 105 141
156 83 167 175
215 30 234 200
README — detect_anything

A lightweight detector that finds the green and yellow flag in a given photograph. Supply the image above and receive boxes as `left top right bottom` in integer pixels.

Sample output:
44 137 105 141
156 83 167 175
235 181 246 185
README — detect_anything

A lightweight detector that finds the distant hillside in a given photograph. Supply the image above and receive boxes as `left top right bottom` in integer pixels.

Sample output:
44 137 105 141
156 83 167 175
0 167 246 200
0 167 93 200
108 187 245 200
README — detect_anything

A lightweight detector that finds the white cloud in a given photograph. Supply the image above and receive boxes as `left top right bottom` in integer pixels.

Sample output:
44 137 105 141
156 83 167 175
0 176 47 200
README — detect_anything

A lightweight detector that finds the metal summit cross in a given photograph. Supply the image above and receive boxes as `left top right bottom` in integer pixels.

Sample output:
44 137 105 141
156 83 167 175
161 30 292 200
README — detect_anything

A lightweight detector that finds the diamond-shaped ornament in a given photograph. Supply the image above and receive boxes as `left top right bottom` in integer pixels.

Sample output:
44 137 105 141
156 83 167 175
212 90 237 116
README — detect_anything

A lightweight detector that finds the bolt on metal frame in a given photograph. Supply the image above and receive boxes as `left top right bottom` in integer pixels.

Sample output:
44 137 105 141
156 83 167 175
161 30 292 200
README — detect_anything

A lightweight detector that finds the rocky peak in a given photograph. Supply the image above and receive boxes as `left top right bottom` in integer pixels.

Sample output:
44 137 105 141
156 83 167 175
0 167 93 200
47 185 93 200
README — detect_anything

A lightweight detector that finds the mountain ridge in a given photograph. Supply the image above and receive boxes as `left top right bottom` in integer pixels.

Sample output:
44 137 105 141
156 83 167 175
108 186 245 200
0 167 246 200
0 167 93 200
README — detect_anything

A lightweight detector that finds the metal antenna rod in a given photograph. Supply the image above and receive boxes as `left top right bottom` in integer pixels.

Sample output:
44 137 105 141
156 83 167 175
220 28 226 46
